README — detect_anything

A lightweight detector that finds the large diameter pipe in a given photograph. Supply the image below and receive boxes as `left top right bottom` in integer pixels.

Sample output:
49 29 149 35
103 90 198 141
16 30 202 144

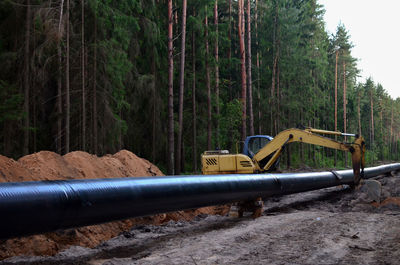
0 163 399 239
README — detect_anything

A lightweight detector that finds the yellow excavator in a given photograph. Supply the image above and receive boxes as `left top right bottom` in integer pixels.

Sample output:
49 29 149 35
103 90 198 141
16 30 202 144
201 127 366 217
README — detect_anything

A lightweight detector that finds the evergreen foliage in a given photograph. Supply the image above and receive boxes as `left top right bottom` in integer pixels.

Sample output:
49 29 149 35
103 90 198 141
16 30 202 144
0 0 399 171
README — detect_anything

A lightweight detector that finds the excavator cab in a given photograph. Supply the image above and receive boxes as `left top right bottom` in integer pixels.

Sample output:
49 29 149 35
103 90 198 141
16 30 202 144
243 135 280 171
243 135 273 158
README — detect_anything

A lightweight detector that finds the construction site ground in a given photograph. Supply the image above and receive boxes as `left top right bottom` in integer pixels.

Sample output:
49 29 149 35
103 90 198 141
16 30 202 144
2 169 400 265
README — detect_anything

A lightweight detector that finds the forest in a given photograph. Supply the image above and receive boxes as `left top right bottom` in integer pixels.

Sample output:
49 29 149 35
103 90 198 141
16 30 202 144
0 0 399 175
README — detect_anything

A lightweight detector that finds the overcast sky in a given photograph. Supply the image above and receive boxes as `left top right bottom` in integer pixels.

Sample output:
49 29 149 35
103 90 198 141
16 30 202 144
319 0 400 99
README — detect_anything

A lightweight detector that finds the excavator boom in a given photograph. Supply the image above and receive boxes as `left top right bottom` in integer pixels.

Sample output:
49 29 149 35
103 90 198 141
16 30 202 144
253 128 365 184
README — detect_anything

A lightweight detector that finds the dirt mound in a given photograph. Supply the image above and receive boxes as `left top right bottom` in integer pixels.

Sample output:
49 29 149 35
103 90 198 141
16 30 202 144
0 155 34 182
0 150 229 260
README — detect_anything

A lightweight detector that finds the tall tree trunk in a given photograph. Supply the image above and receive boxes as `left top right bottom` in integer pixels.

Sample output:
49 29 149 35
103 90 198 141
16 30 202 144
300 109 304 164
228 0 232 100
271 58 277 135
119 110 122 150
380 102 383 142
93 17 98 155
192 29 197 172
357 90 361 137
4 123 11 156
396 133 398 160
23 0 31 155
343 61 347 167
33 90 37 153
247 0 254 136
334 50 338 166
81 0 86 151
32 21 36 153
205 6 212 149
238 0 247 141
276 62 280 134
380 102 384 160
214 0 220 147
152 50 157 163
176 0 187 175
255 0 261 134
167 0 175 174
65 0 70 153
32 11 36 154
57 0 64 154
390 106 394 157
286 109 291 168
308 120 312 161
370 89 374 150
271 1 278 135
181 141 185 173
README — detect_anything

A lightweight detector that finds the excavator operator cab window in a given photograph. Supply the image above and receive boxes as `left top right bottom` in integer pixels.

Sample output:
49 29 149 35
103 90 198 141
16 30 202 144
246 136 272 158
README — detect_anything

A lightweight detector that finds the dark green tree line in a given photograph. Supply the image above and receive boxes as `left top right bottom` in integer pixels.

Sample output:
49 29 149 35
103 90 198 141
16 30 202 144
0 0 399 173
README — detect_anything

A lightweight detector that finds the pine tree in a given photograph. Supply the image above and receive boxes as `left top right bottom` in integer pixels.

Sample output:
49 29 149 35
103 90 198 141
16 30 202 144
65 0 70 154
23 0 31 155
82 0 86 151
214 0 220 147
176 0 187 175
168 0 175 174
57 0 64 154
205 5 212 149
247 0 254 136
238 0 247 141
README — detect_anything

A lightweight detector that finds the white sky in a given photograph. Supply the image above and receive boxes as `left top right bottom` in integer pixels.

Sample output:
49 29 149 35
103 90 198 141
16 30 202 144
319 0 400 99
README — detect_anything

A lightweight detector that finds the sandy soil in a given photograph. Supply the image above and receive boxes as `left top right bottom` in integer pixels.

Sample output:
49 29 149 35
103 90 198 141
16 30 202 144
2 171 400 265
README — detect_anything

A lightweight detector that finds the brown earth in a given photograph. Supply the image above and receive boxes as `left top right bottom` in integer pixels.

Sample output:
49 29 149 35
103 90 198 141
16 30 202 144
0 150 229 260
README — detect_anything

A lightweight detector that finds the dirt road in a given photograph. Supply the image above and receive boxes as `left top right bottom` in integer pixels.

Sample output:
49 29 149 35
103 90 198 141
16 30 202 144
2 173 400 265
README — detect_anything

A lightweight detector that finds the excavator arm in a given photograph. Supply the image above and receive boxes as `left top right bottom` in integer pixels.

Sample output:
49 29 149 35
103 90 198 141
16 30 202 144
253 128 365 184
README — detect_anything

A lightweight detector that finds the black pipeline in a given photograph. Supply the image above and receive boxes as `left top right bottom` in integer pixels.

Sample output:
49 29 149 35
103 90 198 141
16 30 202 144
1 163 399 239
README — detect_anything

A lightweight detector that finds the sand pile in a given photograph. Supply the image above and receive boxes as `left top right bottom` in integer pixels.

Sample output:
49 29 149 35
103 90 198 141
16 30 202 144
0 150 229 260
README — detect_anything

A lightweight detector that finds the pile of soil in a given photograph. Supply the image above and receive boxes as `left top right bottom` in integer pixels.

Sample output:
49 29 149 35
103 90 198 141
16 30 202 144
0 150 229 260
